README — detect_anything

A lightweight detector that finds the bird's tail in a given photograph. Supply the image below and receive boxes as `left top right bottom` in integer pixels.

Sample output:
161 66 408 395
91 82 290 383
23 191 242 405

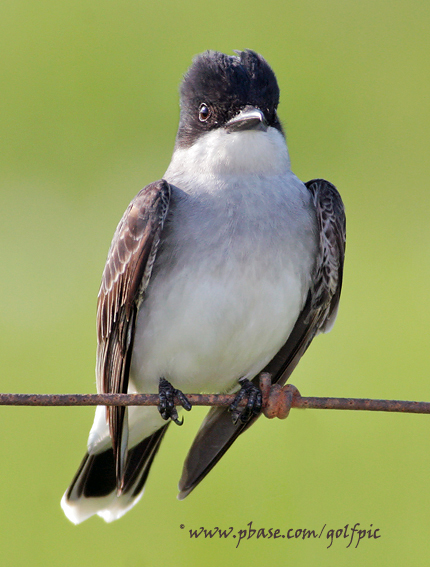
61 423 169 524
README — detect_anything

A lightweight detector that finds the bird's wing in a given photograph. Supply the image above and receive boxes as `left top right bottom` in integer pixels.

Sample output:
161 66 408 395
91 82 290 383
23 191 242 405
96 179 171 485
178 178 346 499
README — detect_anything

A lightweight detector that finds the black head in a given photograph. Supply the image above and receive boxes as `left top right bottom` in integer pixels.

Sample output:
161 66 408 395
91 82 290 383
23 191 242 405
176 50 284 148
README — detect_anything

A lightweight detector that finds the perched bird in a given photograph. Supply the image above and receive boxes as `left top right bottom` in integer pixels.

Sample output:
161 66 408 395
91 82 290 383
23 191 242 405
62 50 345 524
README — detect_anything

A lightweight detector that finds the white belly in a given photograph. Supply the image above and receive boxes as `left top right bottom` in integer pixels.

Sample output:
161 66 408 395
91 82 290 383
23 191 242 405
131 258 306 394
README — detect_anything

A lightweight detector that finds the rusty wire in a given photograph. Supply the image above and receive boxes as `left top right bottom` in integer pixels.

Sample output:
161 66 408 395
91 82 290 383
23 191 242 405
0 374 428 418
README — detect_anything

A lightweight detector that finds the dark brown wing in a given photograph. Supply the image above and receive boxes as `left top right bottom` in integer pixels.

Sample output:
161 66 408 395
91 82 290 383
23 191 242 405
178 178 346 499
96 179 171 486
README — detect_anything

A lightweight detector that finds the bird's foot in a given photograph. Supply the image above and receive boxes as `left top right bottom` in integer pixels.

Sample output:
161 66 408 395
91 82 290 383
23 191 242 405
229 377 263 424
158 378 192 425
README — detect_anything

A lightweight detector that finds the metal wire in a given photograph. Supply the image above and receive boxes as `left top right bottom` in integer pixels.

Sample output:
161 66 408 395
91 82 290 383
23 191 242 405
0 385 428 415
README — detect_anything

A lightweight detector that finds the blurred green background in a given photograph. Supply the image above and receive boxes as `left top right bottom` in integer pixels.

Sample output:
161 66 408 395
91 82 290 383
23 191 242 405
1 0 429 565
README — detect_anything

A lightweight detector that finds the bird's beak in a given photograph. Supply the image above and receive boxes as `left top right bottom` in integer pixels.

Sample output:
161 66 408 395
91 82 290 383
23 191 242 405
225 106 268 133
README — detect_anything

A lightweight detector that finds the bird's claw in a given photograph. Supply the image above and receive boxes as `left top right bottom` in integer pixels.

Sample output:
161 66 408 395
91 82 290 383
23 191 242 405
229 377 263 424
158 378 192 425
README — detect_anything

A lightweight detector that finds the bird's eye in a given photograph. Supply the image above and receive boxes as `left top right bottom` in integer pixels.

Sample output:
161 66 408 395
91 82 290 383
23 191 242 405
199 103 211 122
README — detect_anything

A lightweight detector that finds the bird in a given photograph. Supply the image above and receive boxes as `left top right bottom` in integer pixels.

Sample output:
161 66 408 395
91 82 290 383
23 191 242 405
61 49 346 524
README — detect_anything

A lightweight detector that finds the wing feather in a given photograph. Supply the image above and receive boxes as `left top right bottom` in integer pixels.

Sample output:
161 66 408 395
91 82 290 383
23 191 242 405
96 179 171 486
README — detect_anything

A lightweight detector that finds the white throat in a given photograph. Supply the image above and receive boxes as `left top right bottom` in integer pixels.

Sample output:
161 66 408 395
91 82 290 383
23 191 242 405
165 127 291 180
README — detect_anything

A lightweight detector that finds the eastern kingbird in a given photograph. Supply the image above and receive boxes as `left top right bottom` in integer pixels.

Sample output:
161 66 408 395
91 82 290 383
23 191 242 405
61 50 346 524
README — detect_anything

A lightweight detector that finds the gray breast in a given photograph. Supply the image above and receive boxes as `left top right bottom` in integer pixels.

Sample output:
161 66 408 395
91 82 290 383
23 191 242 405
151 175 317 285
